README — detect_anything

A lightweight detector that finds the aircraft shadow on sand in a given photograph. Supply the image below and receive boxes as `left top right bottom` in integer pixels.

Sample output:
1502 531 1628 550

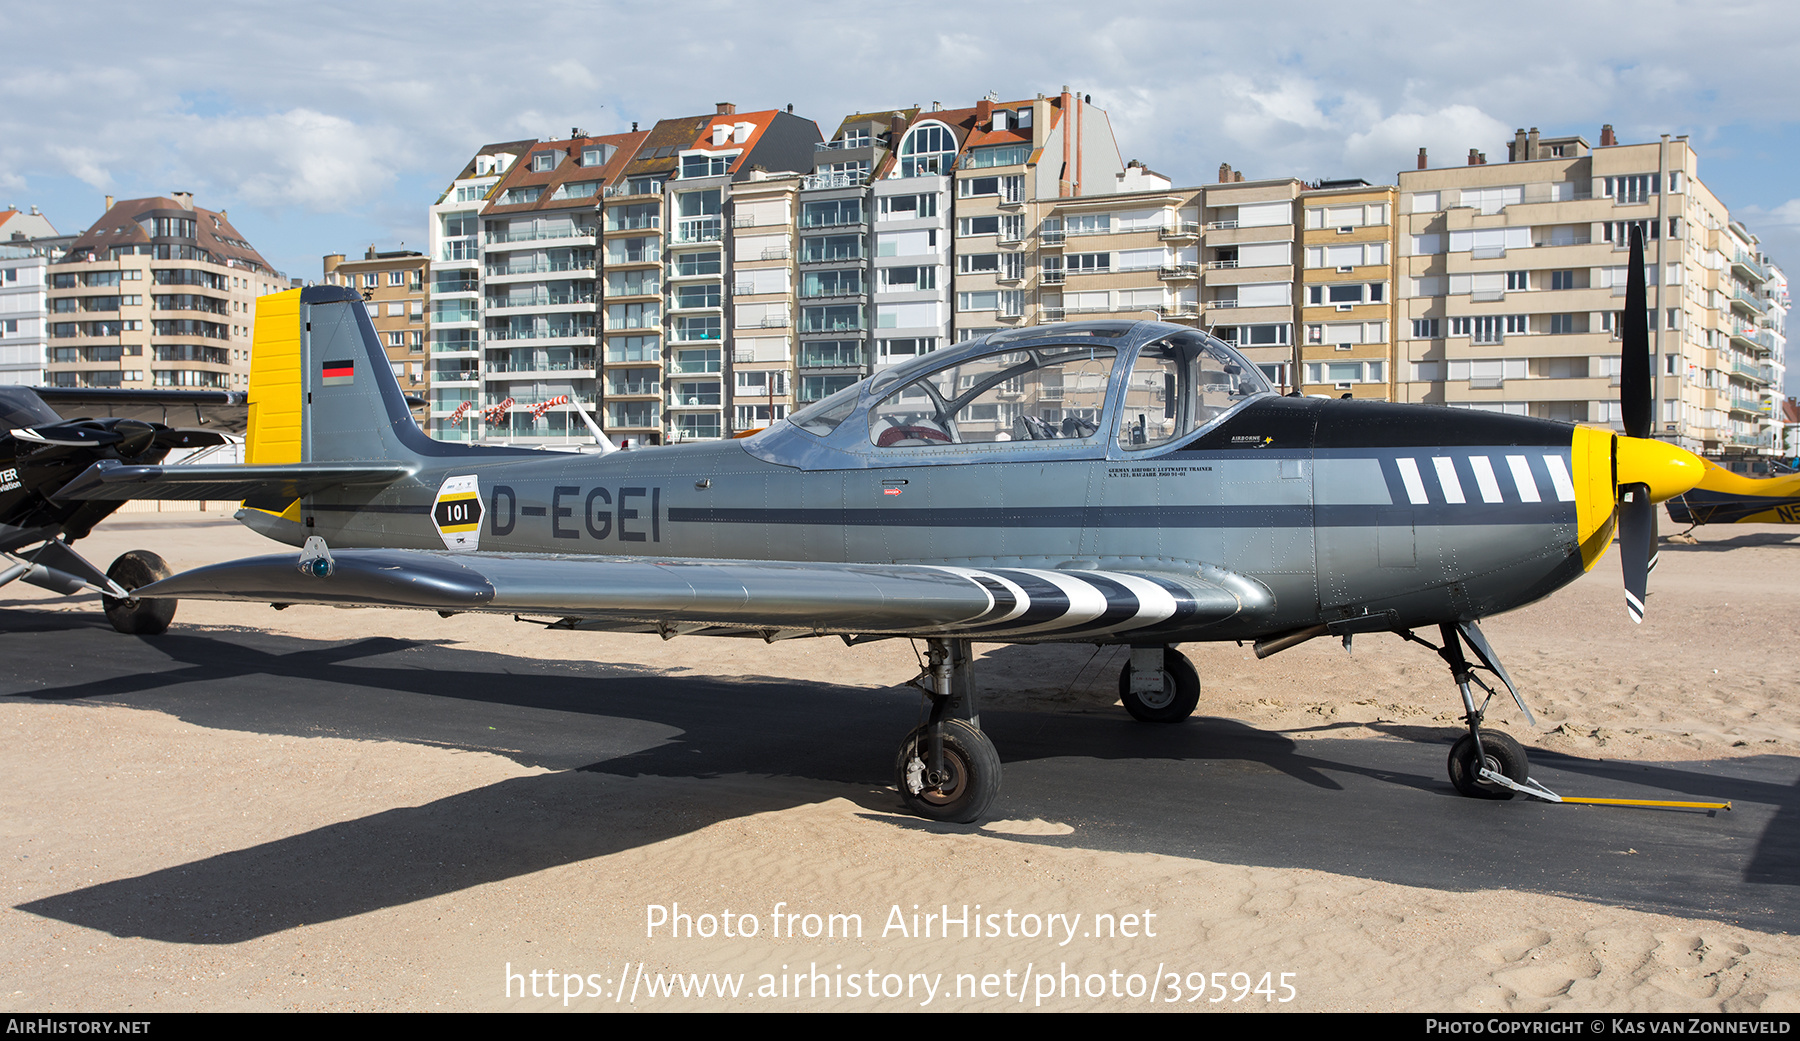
8 619 1796 941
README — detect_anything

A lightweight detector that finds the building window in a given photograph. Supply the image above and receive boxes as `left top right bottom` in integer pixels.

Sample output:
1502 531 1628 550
897 122 957 177
802 198 863 227
531 151 557 172
680 153 733 179
1411 318 1441 339
1505 271 1528 291
1550 270 1575 291
878 194 937 220
963 145 1030 169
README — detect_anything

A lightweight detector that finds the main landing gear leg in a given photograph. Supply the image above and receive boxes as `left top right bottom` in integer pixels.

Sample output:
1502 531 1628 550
1118 645 1200 722
896 638 1000 823
1403 622 1552 801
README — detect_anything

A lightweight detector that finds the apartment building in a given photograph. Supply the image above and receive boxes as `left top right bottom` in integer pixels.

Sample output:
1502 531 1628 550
424 106 820 447
427 139 531 440
482 129 646 444
1400 127 1790 454
1297 180 1399 398
322 247 430 424
48 194 287 391
729 172 800 429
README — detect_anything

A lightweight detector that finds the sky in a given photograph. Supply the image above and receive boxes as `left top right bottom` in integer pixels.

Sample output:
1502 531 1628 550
5 1 1800 295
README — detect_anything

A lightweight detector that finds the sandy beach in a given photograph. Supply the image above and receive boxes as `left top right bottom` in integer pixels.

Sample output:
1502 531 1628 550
2 508 1797 1012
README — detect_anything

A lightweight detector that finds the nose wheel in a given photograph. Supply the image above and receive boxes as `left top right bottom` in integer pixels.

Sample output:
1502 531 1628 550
1447 730 1529 799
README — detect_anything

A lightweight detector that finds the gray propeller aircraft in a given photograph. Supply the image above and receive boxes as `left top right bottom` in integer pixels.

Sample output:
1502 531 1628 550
54 231 1703 822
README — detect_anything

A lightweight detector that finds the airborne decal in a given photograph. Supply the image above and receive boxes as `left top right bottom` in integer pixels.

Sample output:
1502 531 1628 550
432 474 483 550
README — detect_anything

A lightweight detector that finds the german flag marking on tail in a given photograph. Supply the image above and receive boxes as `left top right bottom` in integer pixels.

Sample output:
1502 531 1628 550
321 359 355 386
432 474 483 550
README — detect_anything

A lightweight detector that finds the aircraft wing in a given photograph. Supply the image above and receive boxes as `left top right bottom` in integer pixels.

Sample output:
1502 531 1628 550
50 460 415 503
133 549 1261 640
31 387 249 433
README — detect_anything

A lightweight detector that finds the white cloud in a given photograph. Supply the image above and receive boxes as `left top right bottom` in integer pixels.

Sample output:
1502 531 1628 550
1345 106 1514 174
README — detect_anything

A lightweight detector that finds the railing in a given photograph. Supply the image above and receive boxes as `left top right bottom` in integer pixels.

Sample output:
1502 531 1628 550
1039 270 1065 285
486 325 596 341
801 170 864 191
1039 229 1065 245
604 216 661 232
761 315 791 328
485 226 597 244
603 181 662 198
485 294 596 310
1160 222 1201 238
761 247 790 261
1206 299 1239 309
440 240 480 261
800 213 864 229
1207 259 1238 269
1157 264 1199 279
490 259 600 276
1733 252 1769 282
674 218 723 244
1207 219 1239 229
602 250 658 266
607 381 659 395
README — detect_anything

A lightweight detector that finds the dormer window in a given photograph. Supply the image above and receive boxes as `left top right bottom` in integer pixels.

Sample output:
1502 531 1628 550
681 153 735 179
531 151 557 172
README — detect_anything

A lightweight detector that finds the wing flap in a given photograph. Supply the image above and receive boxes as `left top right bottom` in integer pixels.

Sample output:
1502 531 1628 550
51 460 415 502
136 549 1257 638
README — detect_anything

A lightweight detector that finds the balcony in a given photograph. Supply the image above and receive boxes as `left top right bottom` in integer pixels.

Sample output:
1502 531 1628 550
1157 264 1200 280
674 217 723 244
603 181 662 198
486 324 597 341
485 225 598 245
1735 287 1770 313
603 216 661 233
801 170 864 191
1160 222 1201 239
606 381 659 396
1039 229 1065 246
1207 219 1239 230
485 292 596 311
489 258 599 278
1732 252 1769 284
1039 270 1065 285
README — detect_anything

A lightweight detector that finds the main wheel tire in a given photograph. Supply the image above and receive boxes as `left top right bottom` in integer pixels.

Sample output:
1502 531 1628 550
102 550 176 636
895 718 1001 824
1447 730 1529 800
1119 647 1201 723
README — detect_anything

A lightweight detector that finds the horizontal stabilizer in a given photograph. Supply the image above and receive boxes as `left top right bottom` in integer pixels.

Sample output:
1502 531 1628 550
136 549 1258 639
51 460 415 503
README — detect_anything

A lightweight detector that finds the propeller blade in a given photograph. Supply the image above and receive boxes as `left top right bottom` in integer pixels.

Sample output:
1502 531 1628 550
151 428 232 450
1619 483 1653 623
10 424 122 447
1621 226 1652 440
